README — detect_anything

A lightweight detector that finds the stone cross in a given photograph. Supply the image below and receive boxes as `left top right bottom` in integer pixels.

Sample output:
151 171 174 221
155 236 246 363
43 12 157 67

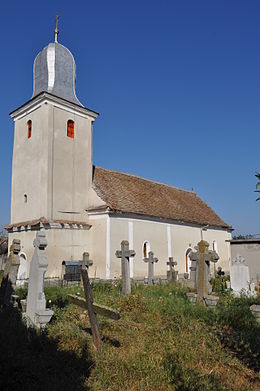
1 239 21 305
189 240 219 303
143 251 158 285
167 257 178 282
26 232 53 328
3 239 21 284
116 240 136 295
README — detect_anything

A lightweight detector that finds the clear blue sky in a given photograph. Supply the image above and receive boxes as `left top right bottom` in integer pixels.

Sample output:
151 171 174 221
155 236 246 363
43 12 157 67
0 0 259 235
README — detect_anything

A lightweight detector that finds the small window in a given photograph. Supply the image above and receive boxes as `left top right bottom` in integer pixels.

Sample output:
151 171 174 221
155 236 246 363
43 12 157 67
27 120 32 139
24 194 27 203
143 241 150 258
67 120 74 139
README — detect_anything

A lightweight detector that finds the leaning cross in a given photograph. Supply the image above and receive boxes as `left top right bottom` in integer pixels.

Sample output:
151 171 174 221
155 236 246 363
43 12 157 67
82 252 93 269
144 251 158 285
167 257 177 282
116 240 136 295
80 256 102 351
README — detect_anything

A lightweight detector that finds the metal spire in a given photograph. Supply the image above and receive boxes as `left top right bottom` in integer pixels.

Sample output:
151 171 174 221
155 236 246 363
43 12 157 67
54 13 60 43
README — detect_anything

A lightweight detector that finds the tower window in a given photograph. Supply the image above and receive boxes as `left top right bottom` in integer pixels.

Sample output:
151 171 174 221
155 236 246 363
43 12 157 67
27 120 32 139
67 120 74 139
24 194 27 203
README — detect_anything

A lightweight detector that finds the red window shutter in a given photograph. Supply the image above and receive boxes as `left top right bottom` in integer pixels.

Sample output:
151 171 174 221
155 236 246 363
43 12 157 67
67 120 74 139
27 120 32 139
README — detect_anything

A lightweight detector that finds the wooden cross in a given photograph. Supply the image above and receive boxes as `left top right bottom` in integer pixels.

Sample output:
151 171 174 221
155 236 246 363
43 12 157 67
82 252 93 269
115 240 136 295
167 257 177 282
68 252 120 351
81 259 102 351
144 251 158 285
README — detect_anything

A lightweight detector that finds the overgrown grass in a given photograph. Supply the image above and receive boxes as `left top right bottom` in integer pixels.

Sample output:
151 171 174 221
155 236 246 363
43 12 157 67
3 282 259 390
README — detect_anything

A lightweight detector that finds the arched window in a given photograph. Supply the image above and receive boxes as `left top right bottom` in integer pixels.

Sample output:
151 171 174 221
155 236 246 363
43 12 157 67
185 248 192 274
143 241 150 258
213 240 218 253
27 120 32 139
24 194 27 203
67 120 74 139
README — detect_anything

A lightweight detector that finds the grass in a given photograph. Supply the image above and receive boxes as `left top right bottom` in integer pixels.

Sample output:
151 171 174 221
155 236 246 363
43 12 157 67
1 282 260 390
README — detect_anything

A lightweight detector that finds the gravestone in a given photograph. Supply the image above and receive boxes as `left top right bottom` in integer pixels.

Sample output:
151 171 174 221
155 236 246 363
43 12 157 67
167 257 178 282
230 254 255 297
189 240 219 303
116 240 136 295
26 231 53 328
143 251 158 285
3 239 21 285
0 239 21 305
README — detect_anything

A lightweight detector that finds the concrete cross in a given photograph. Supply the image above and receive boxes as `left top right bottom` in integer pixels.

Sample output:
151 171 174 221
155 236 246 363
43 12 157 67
189 240 219 303
26 231 53 327
144 251 158 285
116 240 136 295
167 257 177 282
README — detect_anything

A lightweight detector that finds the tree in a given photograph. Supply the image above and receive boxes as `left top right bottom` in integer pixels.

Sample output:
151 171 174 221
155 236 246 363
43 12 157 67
255 172 260 201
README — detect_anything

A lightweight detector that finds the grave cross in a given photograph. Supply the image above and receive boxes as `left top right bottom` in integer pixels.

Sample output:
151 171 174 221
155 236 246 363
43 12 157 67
1 239 21 306
189 240 219 303
144 251 158 285
116 240 136 295
82 252 93 269
167 257 177 282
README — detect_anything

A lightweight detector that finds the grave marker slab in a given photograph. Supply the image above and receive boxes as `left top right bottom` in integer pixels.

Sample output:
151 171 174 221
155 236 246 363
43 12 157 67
230 254 253 297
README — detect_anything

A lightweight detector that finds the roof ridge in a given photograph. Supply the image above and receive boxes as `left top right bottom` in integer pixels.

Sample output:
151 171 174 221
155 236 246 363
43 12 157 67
94 166 196 195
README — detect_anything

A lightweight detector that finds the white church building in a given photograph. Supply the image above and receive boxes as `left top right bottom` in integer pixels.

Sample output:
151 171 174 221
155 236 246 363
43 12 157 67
5 32 232 279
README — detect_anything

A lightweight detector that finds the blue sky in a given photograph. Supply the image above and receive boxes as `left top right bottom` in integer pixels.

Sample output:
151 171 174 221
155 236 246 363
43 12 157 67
0 0 259 235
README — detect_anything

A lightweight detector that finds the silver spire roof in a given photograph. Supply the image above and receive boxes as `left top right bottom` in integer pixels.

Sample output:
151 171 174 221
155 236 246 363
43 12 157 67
32 42 82 106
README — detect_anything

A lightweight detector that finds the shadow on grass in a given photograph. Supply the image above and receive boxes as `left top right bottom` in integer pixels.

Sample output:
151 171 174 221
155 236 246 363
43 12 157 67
0 305 93 391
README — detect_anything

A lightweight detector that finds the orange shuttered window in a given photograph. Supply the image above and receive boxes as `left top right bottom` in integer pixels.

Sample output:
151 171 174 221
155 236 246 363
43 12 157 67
67 120 74 139
27 120 32 139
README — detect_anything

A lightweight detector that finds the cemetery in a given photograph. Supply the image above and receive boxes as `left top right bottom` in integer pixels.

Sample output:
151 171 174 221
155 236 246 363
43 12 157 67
1 6 260 391
0 232 260 390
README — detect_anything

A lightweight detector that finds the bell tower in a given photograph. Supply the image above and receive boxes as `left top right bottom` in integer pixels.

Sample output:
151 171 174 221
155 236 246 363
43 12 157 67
10 32 99 225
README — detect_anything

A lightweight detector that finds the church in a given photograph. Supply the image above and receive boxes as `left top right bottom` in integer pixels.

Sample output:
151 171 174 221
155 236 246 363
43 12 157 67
5 30 232 280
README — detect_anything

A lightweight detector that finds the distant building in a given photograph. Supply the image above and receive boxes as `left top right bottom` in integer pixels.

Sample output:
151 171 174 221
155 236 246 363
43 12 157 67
5 31 232 279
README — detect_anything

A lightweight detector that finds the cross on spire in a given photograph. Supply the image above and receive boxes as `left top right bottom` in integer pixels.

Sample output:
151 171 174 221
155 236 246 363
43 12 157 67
54 13 60 43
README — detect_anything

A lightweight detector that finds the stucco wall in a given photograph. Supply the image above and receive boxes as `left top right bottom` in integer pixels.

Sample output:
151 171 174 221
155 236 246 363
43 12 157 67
231 242 260 282
11 99 103 225
108 216 231 279
8 227 91 278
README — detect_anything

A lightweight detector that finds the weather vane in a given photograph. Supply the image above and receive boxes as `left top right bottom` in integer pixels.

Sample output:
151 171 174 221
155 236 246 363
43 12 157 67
54 13 60 43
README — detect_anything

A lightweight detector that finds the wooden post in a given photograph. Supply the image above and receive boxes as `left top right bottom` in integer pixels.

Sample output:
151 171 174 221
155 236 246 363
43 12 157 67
81 268 102 352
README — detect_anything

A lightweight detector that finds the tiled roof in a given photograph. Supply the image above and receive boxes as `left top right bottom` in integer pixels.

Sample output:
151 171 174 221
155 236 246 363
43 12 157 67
93 167 231 229
5 217 91 232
